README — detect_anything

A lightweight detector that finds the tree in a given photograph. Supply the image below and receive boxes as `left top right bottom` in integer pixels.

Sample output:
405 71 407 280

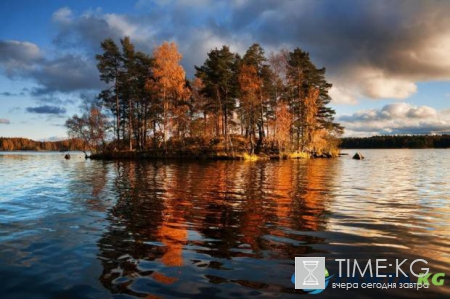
195 46 240 145
96 39 123 144
150 42 190 150
120 37 137 151
303 87 319 151
134 52 154 150
274 102 292 155
65 102 109 155
238 64 261 154
286 48 340 151
241 44 269 153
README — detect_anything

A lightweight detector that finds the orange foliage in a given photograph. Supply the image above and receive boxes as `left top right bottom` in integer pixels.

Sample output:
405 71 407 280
149 42 191 142
275 102 292 153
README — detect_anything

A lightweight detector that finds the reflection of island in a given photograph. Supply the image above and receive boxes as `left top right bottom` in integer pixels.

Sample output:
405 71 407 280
96 161 191 295
95 159 337 296
66 159 112 212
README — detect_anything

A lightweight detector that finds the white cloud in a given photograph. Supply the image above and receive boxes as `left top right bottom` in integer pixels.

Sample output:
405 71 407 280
104 14 139 38
406 106 437 119
329 86 358 105
361 69 418 99
52 7 73 23
339 103 450 136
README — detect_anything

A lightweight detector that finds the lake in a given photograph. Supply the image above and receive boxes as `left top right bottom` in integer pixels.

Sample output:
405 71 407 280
0 150 449 298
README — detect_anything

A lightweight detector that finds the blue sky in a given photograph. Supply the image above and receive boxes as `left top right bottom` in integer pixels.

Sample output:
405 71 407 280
0 0 449 140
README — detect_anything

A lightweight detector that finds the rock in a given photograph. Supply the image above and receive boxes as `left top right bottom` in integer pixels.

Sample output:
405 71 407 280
352 152 364 160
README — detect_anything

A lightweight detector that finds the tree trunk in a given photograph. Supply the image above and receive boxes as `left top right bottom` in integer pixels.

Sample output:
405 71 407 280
129 97 133 151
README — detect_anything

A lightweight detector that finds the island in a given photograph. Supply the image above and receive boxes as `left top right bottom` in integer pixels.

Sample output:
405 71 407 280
64 38 343 160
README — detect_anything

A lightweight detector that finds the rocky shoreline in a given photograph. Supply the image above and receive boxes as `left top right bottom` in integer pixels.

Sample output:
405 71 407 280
89 150 338 161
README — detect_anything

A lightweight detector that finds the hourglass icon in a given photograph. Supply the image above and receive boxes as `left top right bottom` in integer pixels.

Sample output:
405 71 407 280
303 260 319 285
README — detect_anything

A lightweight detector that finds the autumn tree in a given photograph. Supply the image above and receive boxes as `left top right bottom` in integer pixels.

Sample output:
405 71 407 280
268 49 289 138
189 77 213 138
240 44 269 153
238 64 261 154
303 88 319 151
149 42 190 150
274 102 292 154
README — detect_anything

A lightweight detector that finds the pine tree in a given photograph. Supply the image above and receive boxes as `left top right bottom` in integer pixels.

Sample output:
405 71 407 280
96 39 123 144
195 46 240 141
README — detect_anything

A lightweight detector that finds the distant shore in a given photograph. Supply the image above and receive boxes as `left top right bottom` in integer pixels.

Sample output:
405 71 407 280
341 134 450 149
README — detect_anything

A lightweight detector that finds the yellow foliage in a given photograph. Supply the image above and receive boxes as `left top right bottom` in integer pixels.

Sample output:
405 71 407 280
243 153 259 161
289 152 309 159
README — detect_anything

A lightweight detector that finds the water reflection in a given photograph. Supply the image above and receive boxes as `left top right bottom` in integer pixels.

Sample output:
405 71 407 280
96 159 339 297
1 151 449 298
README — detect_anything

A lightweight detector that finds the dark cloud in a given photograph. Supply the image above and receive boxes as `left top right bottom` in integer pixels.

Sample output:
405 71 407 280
0 118 11 124
338 103 450 136
52 7 155 54
0 40 41 60
30 54 104 95
49 1 450 102
0 41 104 98
35 95 75 106
0 91 24 96
26 105 67 115
0 40 42 75
2 1 450 105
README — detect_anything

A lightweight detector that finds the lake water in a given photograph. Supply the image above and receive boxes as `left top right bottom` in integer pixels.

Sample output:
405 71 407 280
0 150 449 298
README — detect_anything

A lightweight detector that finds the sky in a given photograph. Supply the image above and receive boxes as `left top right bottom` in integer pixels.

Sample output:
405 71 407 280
0 0 449 140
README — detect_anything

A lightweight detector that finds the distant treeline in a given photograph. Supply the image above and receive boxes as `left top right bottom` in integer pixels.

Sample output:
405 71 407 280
341 135 450 149
0 137 86 151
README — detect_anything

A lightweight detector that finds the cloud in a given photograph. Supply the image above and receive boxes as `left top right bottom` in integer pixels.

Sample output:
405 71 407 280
0 40 104 97
358 68 418 99
338 103 450 136
0 40 42 63
329 86 358 105
2 1 450 106
52 7 73 23
0 118 11 124
48 0 450 102
26 105 67 115
0 91 25 97
29 54 104 95
51 7 155 54
0 40 42 76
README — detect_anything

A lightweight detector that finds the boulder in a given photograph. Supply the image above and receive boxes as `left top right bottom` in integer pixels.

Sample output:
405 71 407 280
352 152 364 160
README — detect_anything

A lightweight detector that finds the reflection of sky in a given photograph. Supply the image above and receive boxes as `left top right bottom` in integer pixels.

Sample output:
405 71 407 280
0 152 114 297
328 149 450 273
